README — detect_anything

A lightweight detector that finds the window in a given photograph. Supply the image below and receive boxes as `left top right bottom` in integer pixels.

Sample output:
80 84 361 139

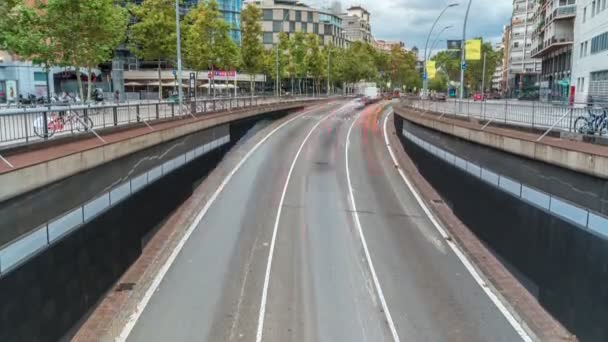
603 0 606 10
313 23 319 34
307 11 313 22
273 20 283 32
582 77 585 90
263 32 274 44
325 24 332 34
283 9 289 20
584 7 587 22
584 41 589 56
514 41 520 48
289 21 295 32
301 22 307 32
592 1 596 16
591 31 608 54
581 42 585 57
295 10 301 21
263 9 273 21
34 72 47 82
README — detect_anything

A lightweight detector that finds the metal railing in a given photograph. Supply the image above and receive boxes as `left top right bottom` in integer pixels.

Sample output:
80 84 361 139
403 98 605 140
0 95 328 148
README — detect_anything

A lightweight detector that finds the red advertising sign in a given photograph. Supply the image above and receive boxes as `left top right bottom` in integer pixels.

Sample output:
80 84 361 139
208 70 236 78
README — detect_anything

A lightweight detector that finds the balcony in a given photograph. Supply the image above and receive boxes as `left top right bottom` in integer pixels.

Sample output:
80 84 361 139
554 5 576 19
531 34 574 57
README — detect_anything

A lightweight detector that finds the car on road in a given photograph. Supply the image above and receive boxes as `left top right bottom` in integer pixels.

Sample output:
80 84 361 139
431 92 447 101
473 92 485 101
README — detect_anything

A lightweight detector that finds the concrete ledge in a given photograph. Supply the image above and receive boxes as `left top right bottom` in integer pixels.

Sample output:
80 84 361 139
0 100 326 202
394 105 608 179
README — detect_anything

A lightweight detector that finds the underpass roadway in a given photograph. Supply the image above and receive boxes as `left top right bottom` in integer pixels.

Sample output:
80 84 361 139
120 99 530 342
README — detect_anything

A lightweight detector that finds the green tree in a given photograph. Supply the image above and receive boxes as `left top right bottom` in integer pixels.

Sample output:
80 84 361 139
240 4 264 97
130 0 177 100
289 32 307 94
305 34 325 96
45 0 128 101
183 0 238 97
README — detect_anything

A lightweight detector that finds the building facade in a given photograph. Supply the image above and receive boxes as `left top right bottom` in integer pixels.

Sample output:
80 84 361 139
374 40 406 52
507 0 541 98
531 0 576 102
571 0 608 103
256 0 348 49
492 43 505 91
502 25 512 92
340 6 373 43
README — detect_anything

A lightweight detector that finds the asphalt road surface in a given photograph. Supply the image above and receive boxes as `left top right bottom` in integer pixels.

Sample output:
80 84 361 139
125 100 526 342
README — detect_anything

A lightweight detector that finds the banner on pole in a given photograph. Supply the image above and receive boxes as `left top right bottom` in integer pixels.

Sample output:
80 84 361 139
447 40 462 51
465 39 482 60
426 61 436 79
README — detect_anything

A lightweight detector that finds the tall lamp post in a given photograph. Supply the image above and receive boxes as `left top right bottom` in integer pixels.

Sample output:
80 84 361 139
459 0 473 99
423 3 459 98
175 0 183 112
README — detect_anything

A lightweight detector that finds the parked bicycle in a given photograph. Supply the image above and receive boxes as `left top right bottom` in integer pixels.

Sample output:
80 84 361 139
33 109 94 138
573 107 608 135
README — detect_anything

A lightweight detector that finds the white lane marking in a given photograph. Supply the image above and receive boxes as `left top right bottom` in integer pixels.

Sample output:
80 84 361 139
115 103 330 342
345 109 401 342
381 110 533 342
255 104 345 342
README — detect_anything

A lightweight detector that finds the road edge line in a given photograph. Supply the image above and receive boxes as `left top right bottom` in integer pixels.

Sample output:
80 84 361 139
255 103 345 342
115 103 329 342
381 109 533 342
345 106 401 342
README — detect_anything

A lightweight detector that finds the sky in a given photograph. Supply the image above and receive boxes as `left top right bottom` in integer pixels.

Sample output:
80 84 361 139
307 0 513 58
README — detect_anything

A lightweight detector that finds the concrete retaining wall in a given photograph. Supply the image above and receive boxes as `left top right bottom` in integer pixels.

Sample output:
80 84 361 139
396 115 608 342
394 106 608 179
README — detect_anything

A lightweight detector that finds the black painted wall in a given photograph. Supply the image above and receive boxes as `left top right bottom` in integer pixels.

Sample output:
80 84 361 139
0 110 289 342
395 115 608 342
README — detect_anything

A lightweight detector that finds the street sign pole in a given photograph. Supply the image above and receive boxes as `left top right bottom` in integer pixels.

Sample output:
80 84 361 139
460 0 473 100
175 0 183 113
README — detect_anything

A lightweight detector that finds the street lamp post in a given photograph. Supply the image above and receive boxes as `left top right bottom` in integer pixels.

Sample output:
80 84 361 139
459 0 473 99
425 25 453 93
423 3 458 98
175 0 183 112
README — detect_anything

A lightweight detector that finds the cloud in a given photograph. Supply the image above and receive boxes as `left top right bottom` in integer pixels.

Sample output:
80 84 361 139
332 0 512 55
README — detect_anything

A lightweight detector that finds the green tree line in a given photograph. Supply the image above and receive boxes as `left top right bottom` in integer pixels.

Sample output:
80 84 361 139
1 0 422 100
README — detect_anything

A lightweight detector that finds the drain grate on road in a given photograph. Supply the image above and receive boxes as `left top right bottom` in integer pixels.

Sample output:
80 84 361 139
115 282 136 292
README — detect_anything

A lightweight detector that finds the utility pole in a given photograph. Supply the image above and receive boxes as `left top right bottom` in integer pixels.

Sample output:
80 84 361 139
276 45 279 97
460 0 473 99
327 50 330 96
175 0 183 112
481 52 487 94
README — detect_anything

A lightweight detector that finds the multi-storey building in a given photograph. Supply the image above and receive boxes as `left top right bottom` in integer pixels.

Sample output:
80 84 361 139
492 43 505 91
507 0 541 97
255 0 348 49
531 0 575 101
340 6 373 43
374 40 406 52
502 25 512 92
571 0 608 103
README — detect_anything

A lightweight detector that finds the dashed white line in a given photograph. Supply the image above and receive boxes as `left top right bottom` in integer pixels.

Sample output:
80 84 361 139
345 109 402 342
115 103 329 342
255 104 345 342
381 109 533 342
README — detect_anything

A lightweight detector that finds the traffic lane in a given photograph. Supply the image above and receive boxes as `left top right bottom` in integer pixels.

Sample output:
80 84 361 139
126 102 344 342
262 102 393 342
347 106 523 341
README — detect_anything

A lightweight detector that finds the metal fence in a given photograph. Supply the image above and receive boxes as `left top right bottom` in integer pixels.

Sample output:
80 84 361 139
403 98 599 138
0 95 324 147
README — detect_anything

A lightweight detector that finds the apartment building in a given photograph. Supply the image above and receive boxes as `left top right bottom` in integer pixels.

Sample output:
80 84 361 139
255 0 348 49
531 0 576 101
374 40 406 52
571 0 608 103
507 0 541 97
340 6 373 43
492 43 505 91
